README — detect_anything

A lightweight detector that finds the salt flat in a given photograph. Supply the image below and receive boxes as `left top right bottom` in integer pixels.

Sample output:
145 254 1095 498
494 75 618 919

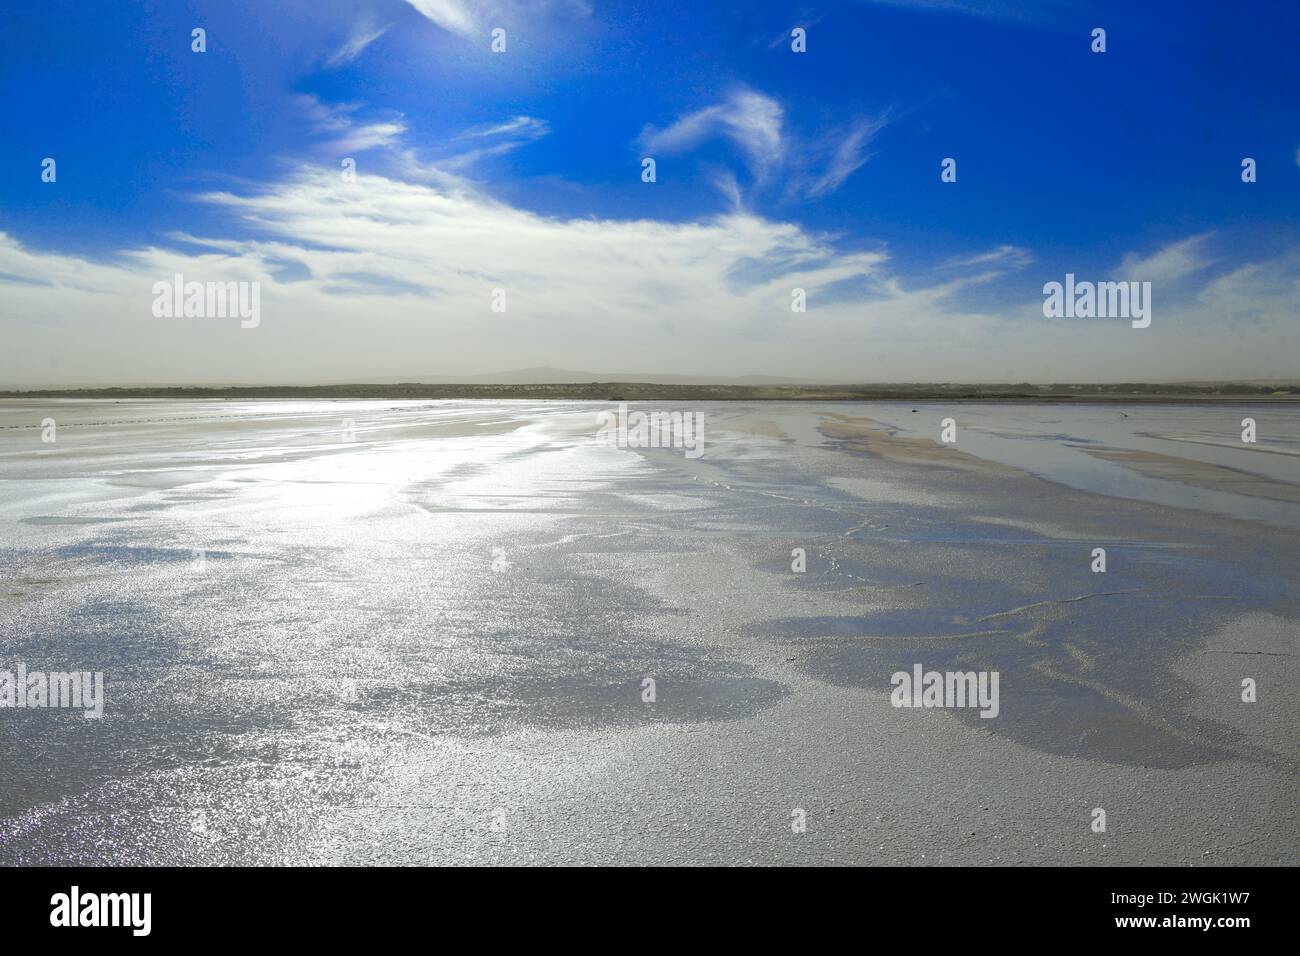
0 399 1295 865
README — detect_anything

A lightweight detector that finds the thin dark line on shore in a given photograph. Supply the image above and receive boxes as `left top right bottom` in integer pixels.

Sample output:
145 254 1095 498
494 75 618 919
2 383 1298 403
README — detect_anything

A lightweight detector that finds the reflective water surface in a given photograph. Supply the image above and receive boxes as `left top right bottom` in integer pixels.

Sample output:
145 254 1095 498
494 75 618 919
0 400 1296 864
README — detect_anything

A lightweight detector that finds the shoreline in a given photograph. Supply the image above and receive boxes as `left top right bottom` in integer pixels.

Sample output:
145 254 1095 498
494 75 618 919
2 383 1299 403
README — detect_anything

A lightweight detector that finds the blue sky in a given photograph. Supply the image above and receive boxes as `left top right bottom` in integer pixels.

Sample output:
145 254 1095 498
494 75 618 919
1 0 1298 385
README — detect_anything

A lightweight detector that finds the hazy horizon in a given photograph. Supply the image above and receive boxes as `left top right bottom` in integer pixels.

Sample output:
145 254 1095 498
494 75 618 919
5 367 1300 392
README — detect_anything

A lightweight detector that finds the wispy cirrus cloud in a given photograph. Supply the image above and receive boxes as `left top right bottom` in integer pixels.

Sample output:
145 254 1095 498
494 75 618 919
641 89 786 180
853 0 1088 28
1120 232 1214 283
799 116 888 198
296 93 548 174
442 115 550 170
403 0 593 39
644 89 888 201
946 245 1033 270
767 15 825 48
325 19 390 68
296 95 406 153
382 114 550 175
454 115 550 143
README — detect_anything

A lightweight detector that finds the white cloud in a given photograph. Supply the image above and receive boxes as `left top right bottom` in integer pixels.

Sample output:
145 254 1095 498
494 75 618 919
641 90 785 179
455 116 550 142
404 0 477 37
0 171 1295 386
0 168 990 384
802 117 887 198
297 96 547 169
296 95 406 153
325 20 390 68
331 121 407 153
1192 249 1300 326
645 90 887 199
946 245 1033 269
708 168 743 209
854 0 1085 28
404 115 551 172
1120 233 1214 283
403 0 593 39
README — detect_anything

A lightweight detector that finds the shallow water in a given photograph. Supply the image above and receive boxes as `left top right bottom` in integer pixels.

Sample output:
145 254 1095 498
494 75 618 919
0 400 1296 864
848 402 1300 526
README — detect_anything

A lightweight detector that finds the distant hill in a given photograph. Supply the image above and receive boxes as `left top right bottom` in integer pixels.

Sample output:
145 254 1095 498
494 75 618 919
408 367 833 386
10 368 1300 392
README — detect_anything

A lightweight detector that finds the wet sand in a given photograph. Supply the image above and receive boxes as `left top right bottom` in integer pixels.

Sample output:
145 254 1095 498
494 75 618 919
0 400 1296 865
1081 447 1300 504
